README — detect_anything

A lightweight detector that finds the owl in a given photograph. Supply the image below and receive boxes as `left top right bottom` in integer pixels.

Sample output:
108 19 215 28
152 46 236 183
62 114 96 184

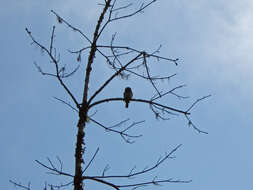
124 87 133 108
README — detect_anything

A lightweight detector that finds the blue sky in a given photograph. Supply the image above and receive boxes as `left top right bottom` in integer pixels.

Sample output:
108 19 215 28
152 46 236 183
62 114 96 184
1 0 253 189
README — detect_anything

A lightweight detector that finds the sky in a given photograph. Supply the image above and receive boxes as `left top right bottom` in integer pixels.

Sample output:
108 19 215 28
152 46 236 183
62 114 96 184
1 0 253 189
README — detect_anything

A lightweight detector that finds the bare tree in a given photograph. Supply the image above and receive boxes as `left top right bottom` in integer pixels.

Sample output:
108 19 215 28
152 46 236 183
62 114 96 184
11 1 210 190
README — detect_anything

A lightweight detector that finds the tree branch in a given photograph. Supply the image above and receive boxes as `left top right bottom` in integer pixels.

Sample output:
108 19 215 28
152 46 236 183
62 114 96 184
25 28 80 109
89 117 143 143
85 144 182 179
89 98 190 115
35 159 73 178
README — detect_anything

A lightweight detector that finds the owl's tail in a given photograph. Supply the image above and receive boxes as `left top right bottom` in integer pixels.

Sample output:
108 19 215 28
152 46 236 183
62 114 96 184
125 101 129 108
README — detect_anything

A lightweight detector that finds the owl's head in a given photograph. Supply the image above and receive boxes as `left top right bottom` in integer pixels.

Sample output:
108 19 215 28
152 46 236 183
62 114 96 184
125 87 132 92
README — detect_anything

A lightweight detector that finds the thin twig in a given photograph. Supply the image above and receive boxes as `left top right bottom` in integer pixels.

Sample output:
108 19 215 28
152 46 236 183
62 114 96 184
83 147 100 173
9 180 31 190
49 26 55 54
143 52 161 96
35 159 73 177
186 95 211 112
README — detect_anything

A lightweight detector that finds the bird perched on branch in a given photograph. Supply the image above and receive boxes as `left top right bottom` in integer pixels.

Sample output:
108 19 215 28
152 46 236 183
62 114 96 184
124 87 133 108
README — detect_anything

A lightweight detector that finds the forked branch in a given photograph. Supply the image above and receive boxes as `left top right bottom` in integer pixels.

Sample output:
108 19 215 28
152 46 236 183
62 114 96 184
81 144 191 190
25 28 80 109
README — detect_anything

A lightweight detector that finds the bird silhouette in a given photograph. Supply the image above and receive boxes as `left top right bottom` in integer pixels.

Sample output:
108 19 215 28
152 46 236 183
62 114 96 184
124 87 133 108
